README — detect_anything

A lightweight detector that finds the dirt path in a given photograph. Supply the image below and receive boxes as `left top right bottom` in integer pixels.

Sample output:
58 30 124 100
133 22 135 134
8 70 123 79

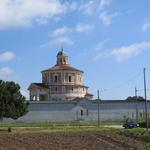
0 132 149 150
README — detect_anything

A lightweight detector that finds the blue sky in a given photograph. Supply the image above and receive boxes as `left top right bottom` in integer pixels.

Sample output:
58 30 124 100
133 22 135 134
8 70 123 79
0 0 150 100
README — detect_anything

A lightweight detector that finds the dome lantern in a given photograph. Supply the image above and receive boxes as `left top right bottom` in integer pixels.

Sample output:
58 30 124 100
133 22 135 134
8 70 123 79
57 48 68 65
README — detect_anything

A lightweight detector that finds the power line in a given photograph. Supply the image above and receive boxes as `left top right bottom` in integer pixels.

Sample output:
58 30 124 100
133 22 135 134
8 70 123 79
106 71 142 92
98 69 150 100
136 89 150 92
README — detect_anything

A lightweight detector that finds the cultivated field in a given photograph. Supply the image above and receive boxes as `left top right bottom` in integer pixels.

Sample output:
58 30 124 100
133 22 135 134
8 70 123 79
0 131 150 150
0 123 150 150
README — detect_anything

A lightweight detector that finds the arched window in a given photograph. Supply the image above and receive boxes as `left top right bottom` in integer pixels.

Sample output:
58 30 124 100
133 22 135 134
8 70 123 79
54 75 58 82
60 58 62 63
63 58 66 64
69 76 71 82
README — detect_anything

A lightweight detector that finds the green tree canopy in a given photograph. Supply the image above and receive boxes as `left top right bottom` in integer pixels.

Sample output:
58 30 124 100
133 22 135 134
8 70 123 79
0 80 29 120
125 96 145 101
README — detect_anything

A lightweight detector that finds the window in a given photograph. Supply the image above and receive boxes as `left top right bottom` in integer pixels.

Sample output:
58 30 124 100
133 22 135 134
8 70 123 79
63 58 66 64
81 110 83 116
54 75 58 82
40 94 47 101
55 87 57 91
60 58 62 63
87 109 88 116
69 76 71 82
80 77 81 82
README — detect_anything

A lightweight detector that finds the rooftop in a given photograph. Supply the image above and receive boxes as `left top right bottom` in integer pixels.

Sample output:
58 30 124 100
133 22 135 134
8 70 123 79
41 64 83 73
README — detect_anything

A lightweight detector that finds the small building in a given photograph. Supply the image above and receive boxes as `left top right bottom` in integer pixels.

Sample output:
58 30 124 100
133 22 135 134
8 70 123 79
28 49 93 101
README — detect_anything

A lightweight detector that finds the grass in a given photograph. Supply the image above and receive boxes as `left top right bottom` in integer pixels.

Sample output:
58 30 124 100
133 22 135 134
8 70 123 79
0 126 117 135
0 120 123 127
1 121 149 140
120 128 150 140
0 121 119 134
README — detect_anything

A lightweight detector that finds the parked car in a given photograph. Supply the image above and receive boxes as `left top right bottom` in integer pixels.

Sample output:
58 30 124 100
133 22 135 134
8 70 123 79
123 121 139 128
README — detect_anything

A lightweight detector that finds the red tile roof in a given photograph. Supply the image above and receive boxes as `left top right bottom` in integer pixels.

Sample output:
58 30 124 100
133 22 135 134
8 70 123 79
85 92 94 96
28 83 48 90
41 64 83 73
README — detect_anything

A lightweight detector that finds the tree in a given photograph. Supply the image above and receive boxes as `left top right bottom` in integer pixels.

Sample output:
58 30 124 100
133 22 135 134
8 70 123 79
0 80 29 120
125 96 145 101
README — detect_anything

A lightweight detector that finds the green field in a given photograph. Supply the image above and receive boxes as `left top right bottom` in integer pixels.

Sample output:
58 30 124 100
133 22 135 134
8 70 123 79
0 121 150 139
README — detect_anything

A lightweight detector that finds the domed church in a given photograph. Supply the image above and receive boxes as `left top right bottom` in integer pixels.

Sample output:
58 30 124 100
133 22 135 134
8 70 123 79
28 49 93 101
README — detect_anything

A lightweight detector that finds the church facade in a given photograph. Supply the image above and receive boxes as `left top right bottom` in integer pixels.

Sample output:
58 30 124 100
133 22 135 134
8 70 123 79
28 49 93 101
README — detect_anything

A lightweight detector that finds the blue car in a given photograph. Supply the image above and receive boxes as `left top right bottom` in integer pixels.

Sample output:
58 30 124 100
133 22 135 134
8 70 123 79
123 121 139 128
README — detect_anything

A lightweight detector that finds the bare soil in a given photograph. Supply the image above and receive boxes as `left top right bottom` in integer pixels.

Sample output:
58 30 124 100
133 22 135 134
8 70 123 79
0 132 149 150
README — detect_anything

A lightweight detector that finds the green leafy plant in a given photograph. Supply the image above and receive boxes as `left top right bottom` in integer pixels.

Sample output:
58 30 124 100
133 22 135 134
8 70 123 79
0 80 29 120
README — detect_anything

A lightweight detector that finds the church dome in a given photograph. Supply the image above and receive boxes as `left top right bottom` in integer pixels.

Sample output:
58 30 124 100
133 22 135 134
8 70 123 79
42 64 83 73
29 49 91 101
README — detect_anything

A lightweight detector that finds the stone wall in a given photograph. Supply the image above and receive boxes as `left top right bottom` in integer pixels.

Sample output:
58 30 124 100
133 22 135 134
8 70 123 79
12 99 150 123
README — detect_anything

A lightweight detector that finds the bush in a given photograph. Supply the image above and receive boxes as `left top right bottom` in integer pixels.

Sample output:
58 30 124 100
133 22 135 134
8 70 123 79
8 127 11 132
138 122 150 128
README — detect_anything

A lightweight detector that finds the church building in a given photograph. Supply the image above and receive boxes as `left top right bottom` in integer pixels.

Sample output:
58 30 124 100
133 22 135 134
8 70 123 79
28 49 93 101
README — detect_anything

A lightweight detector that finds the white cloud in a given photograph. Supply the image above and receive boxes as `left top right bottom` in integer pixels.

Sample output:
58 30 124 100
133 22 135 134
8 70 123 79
43 22 95 47
112 41 150 62
0 67 13 79
93 40 110 60
0 0 65 29
92 41 150 62
50 26 73 46
99 0 112 10
79 0 112 16
79 0 96 16
51 26 72 37
0 51 15 62
41 26 74 47
0 66 18 81
93 51 110 61
99 11 118 26
142 21 150 32
79 1 117 26
81 40 110 61
53 36 73 46
64 1 77 12
95 39 109 51
75 23 95 32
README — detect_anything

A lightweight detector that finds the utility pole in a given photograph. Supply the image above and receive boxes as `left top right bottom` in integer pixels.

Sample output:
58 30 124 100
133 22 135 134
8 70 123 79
135 87 138 122
97 90 100 126
143 68 148 131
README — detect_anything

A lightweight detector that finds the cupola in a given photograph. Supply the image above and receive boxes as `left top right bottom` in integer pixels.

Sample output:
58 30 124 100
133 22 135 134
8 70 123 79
56 48 68 65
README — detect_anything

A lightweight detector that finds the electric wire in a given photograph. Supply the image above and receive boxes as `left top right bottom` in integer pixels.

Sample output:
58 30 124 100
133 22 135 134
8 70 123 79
104 71 142 92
